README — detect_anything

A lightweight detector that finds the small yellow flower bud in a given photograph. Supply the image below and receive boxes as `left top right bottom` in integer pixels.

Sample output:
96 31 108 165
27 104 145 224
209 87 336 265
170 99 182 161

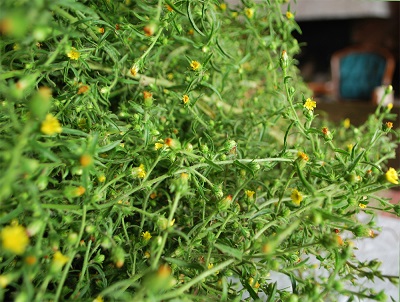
286 11 294 19
51 251 69 272
244 7 254 19
41 114 62 135
182 94 190 105
0 225 29 255
304 98 316 111
142 231 152 241
67 47 80 60
190 60 201 71
385 167 398 185
290 189 303 206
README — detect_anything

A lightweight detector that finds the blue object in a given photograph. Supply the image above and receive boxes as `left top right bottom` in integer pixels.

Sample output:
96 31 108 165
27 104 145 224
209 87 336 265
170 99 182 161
339 53 386 100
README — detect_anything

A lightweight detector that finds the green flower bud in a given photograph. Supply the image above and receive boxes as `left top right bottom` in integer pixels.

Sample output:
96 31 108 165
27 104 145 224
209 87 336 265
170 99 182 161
29 87 52 120
185 143 193 152
288 294 299 302
374 291 387 302
212 183 224 199
67 232 79 245
218 195 233 211
385 85 393 94
21 158 39 175
14 291 29 302
221 140 237 152
200 144 209 154
101 237 112 249
112 246 125 268
351 225 372 237
143 91 153 107
249 162 261 173
27 220 44 237
93 253 105 264
85 225 95 234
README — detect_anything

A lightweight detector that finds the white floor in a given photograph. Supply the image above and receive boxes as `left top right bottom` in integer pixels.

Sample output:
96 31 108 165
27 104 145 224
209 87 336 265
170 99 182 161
241 213 400 301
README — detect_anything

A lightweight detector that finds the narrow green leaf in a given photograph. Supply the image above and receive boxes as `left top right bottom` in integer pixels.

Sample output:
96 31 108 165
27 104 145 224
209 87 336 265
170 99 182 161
97 140 122 153
62 127 90 137
266 282 277 302
204 158 224 172
347 150 366 173
200 81 223 101
214 243 242 260
187 2 205 36
165 0 185 15
242 279 259 300
216 38 233 59
233 160 254 177
164 257 203 270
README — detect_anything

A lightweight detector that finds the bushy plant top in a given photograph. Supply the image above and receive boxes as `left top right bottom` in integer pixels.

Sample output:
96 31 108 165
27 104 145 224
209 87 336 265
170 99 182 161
0 0 399 301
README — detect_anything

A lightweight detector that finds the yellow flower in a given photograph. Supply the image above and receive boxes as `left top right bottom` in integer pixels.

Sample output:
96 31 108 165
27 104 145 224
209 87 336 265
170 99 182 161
220 3 227 11
281 50 288 62
297 151 309 162
244 7 254 19
387 103 393 110
98 175 106 182
248 277 260 289
80 154 93 167
304 98 316 111
343 118 350 129
190 60 201 71
130 65 139 76
0 275 11 288
286 11 294 19
207 263 219 275
359 203 367 209
67 47 80 60
0 225 29 255
155 142 164 150
385 167 398 184
144 251 151 259
157 264 171 278
132 164 146 178
74 186 86 196
41 114 62 135
245 190 255 198
142 231 152 241
93 296 104 302
182 94 190 105
347 144 353 152
52 251 69 271
290 189 303 206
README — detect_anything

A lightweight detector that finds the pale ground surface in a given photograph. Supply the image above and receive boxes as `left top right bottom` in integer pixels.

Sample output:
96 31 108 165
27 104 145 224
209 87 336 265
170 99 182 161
242 190 400 301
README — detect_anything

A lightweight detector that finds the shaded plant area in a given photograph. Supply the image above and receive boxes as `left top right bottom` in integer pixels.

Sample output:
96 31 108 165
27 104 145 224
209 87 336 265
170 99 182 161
0 0 399 301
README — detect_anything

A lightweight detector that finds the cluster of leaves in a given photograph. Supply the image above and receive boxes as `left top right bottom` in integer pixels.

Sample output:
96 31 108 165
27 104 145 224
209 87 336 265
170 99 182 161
0 0 399 301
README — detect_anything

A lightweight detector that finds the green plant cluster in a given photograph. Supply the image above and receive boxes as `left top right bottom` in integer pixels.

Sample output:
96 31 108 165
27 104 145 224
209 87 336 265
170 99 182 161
0 0 399 301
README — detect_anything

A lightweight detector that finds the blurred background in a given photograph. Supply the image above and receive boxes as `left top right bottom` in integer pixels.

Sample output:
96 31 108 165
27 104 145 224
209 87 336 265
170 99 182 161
289 0 399 99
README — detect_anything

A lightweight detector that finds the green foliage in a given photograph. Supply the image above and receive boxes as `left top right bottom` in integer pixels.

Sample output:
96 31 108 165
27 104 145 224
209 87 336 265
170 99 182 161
0 0 398 301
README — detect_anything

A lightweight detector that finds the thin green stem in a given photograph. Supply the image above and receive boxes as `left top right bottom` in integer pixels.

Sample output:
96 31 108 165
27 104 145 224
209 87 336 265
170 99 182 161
71 240 92 298
0 121 33 204
54 205 87 301
152 192 182 269
157 259 235 300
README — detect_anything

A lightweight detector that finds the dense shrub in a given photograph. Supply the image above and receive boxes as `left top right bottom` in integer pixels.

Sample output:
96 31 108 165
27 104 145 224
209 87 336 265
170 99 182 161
0 0 398 301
